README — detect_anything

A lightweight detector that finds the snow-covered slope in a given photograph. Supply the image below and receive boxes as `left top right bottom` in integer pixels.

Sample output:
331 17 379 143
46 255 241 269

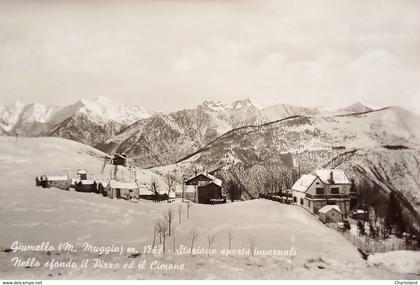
262 104 321 122
337 148 420 228
368 250 420 275
13 103 62 135
0 102 25 133
0 136 416 279
1 98 388 151
49 96 153 126
47 97 154 146
177 107 420 168
261 102 379 122
336 102 379 114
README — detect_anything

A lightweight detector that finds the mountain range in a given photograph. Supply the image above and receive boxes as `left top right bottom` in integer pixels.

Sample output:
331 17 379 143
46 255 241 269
98 98 381 168
152 106 420 230
1 96 420 229
0 97 154 145
1 97 380 167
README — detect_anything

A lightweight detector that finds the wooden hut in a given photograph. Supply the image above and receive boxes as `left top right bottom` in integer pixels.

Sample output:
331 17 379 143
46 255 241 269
43 175 70 190
107 180 139 200
75 180 97 193
35 176 42 186
318 205 343 223
185 172 225 204
97 181 109 196
113 154 127 167
77 169 88 180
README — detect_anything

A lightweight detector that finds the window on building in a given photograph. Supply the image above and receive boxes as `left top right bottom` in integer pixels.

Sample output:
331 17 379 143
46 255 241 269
331 187 339 194
300 198 303 205
198 181 210 186
316 188 324 194
308 200 311 207
293 196 297 203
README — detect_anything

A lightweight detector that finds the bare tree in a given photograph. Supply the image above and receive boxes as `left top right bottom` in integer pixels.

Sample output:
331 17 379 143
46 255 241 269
164 173 177 203
178 204 183 224
186 201 192 219
152 220 160 248
165 208 174 237
151 176 159 203
172 228 177 252
207 233 216 256
228 227 234 250
157 220 169 254
190 227 199 255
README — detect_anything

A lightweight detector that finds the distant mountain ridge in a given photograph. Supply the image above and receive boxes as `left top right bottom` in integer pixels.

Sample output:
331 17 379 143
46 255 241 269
2 97 420 229
0 96 392 157
0 97 154 145
98 98 267 167
151 106 420 230
99 99 388 168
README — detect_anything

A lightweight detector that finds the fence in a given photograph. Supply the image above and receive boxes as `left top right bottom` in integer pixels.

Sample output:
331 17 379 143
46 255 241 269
328 223 418 254
260 193 419 254
259 193 292 204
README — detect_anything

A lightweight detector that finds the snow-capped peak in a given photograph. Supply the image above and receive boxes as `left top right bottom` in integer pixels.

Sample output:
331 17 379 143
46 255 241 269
200 98 262 112
19 102 60 123
337 102 380 114
57 97 154 124
231 98 261 110
0 102 26 131
201 100 231 112
356 101 381 110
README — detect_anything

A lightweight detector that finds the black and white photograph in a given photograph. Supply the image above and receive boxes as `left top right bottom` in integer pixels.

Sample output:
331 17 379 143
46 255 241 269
0 0 419 283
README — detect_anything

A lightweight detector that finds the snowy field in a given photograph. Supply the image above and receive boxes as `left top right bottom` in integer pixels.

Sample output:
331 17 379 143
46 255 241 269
0 136 419 279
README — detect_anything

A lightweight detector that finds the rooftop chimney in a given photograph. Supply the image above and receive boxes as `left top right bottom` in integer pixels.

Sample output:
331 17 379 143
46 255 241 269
329 171 334 184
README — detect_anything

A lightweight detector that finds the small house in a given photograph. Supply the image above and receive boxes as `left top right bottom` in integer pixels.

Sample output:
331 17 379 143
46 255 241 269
138 184 154 199
352 209 368 220
75 180 97 193
113 154 127 167
107 180 139 200
291 168 351 214
77 169 88 180
318 205 343 223
185 172 225 204
70 178 80 189
97 181 109 196
35 176 42 186
43 175 70 190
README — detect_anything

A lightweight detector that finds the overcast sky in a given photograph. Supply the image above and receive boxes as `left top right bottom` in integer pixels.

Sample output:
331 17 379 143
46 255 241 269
0 0 419 113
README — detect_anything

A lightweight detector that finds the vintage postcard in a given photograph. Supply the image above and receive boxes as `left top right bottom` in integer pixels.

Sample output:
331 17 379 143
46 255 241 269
0 0 419 284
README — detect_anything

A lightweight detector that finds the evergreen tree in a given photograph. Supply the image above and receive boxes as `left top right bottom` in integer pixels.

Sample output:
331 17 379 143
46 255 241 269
226 180 242 202
405 227 413 245
357 220 366 236
384 191 406 237
343 219 351 231
368 223 377 239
